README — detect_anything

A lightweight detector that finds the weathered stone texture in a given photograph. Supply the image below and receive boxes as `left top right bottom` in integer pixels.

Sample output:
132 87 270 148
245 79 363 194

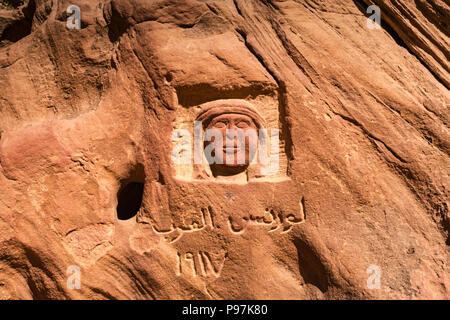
0 0 448 299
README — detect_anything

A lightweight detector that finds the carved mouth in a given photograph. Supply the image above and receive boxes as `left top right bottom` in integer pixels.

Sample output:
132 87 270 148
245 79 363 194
223 147 241 153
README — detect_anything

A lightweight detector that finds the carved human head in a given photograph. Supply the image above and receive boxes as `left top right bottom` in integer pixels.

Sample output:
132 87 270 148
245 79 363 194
196 100 265 177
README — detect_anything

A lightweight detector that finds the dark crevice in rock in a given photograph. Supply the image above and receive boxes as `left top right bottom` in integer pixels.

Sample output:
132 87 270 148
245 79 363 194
353 1 413 52
157 171 166 185
233 0 243 18
205 3 218 16
293 238 330 293
277 82 294 167
117 182 144 220
354 0 449 90
301 196 306 220
0 0 35 44
432 201 449 246
117 164 145 221
414 0 449 36
104 1 131 43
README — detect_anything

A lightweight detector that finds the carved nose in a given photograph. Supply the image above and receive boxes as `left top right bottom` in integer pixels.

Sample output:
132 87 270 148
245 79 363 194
225 127 236 138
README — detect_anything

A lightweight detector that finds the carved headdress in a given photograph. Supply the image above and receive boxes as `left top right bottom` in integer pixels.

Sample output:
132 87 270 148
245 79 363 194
195 99 265 129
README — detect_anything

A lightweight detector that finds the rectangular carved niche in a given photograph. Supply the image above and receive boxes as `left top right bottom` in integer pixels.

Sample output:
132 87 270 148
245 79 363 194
171 94 290 183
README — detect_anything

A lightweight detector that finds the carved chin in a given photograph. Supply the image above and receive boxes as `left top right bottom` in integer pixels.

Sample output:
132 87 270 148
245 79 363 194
221 149 249 167
223 162 247 168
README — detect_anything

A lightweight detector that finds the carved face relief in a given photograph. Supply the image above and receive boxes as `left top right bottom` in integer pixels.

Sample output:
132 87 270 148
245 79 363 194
191 100 267 180
204 113 258 176
169 99 286 182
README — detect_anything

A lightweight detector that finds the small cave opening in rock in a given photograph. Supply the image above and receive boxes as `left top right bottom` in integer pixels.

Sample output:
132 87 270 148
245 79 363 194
116 164 145 221
293 238 330 294
0 0 36 44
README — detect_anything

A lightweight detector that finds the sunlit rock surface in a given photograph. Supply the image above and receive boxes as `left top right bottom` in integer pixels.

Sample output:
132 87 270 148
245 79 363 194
0 0 448 299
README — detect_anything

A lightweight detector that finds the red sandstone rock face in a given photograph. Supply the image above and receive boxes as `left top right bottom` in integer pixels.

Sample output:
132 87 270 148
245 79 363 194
0 0 448 299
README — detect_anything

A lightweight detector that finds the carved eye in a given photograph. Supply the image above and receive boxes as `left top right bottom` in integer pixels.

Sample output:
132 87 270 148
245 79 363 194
213 121 227 129
236 121 250 128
